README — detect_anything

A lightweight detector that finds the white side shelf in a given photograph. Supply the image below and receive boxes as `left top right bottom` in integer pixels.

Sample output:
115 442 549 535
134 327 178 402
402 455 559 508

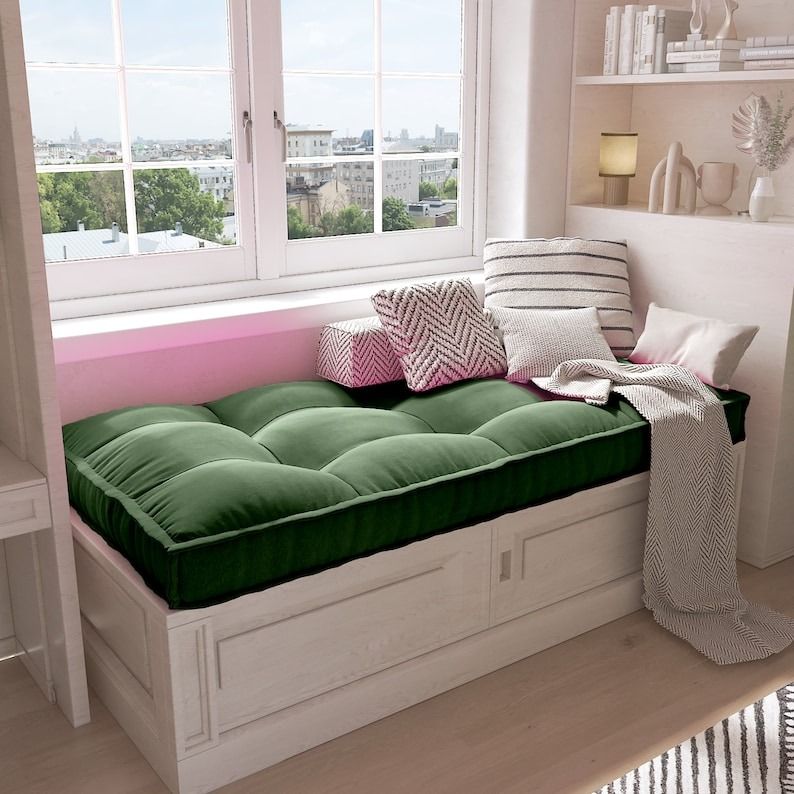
0 443 50 541
577 69 794 86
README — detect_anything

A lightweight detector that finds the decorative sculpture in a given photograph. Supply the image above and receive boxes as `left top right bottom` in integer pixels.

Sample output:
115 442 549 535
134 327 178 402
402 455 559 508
690 0 708 37
716 0 739 40
648 142 697 215
696 162 736 215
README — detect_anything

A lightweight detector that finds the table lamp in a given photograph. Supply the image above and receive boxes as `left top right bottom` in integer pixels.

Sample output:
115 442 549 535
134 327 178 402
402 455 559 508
599 132 638 206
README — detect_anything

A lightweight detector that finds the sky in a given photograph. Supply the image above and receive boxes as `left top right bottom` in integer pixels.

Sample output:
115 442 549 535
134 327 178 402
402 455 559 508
21 0 463 144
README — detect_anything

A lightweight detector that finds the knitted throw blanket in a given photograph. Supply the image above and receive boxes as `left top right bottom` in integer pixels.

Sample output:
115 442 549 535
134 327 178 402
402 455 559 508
535 360 794 665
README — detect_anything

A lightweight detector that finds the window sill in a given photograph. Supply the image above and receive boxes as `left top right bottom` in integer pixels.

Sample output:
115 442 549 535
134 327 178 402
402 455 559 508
52 267 485 365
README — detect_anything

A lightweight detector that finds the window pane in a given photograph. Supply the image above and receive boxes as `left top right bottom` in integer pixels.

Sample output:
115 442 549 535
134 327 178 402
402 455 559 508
383 158 458 232
133 167 235 252
39 171 128 261
20 0 115 64
287 162 373 239
382 78 461 152
382 0 463 74
284 76 374 155
281 0 373 72
127 74 233 161
28 71 121 165
121 0 230 68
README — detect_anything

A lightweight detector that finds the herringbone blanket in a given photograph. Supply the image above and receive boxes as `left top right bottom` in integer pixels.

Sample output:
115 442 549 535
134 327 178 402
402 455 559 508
535 359 794 665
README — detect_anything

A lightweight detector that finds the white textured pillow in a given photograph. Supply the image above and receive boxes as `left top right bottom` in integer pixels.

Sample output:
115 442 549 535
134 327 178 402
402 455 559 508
629 303 758 389
489 306 616 381
483 237 635 357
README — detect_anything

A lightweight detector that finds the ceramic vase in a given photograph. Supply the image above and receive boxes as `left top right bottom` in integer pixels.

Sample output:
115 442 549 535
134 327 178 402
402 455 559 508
697 162 736 214
749 174 775 222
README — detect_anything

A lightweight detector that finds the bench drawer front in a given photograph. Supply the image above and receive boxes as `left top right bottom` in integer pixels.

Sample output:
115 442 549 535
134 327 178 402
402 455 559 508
213 525 491 733
492 478 648 625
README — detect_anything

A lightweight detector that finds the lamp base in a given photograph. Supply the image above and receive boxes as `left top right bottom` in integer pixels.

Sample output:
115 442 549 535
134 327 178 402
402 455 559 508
602 176 630 206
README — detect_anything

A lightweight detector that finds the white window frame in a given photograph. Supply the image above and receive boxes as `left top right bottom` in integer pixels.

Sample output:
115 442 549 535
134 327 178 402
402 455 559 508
31 0 256 302
43 0 492 319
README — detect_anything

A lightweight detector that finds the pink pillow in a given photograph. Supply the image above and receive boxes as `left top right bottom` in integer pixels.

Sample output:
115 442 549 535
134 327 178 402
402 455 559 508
371 278 507 392
629 303 758 389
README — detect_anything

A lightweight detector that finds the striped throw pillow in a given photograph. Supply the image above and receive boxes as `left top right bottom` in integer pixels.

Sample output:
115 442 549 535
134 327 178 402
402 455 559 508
483 237 635 356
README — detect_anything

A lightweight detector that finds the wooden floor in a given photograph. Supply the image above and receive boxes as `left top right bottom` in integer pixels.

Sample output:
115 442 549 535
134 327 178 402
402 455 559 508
4 559 794 794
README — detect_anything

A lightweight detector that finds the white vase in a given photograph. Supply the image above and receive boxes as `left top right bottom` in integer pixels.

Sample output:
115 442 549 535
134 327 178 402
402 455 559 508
749 175 775 223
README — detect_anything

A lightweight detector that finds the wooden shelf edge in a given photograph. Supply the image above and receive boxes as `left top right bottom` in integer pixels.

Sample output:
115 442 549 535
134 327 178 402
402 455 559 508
577 69 794 87
0 443 46 493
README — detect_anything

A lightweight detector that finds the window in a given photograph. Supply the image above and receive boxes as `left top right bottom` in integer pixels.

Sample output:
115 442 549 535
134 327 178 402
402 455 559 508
21 0 488 310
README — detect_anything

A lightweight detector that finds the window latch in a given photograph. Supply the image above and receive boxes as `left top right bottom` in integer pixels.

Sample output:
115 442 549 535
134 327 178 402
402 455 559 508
243 111 253 163
273 110 287 163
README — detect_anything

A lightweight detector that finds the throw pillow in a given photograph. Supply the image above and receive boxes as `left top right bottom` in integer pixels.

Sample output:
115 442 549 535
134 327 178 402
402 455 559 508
489 305 616 381
483 237 635 356
629 302 758 389
371 278 507 392
316 316 403 388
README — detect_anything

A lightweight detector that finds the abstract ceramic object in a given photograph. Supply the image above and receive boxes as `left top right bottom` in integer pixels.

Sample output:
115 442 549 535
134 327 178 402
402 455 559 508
716 0 739 40
649 142 697 215
749 175 775 222
690 0 707 36
697 162 736 215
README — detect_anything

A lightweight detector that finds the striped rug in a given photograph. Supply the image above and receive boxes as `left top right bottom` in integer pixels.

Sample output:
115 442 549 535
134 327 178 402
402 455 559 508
594 685 794 793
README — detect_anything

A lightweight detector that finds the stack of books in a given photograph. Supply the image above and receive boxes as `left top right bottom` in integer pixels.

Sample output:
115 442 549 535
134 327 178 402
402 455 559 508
741 36 794 70
666 38 745 73
603 5 691 76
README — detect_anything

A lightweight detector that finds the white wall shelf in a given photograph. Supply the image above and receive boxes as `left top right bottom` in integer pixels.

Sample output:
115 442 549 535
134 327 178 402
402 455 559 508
568 202 794 227
577 69 794 87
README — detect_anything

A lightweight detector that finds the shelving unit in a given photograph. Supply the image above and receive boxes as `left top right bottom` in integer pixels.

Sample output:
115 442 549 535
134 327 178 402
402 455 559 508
0 443 50 542
564 1 794 570
577 68 794 86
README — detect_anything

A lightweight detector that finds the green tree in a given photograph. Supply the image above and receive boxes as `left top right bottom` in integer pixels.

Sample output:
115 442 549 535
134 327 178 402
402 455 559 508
135 169 225 242
418 181 437 200
317 204 373 237
37 171 125 233
287 206 317 239
382 196 415 232
440 177 457 199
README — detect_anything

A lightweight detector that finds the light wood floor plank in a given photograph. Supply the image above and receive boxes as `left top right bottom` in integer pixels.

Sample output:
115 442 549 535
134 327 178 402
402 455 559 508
3 560 794 794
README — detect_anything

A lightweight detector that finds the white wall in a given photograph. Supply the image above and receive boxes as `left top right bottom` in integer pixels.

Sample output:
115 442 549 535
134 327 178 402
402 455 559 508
487 0 575 238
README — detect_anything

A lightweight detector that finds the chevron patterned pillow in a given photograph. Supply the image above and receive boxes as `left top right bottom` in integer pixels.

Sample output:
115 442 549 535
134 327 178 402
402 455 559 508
371 278 507 392
483 237 635 357
317 316 404 388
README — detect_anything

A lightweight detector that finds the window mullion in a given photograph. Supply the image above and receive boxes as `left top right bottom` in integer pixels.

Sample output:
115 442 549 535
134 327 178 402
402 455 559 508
111 0 139 255
373 0 383 236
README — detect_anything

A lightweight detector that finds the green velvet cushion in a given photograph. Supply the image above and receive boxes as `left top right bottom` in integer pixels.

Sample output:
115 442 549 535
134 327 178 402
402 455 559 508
64 378 750 609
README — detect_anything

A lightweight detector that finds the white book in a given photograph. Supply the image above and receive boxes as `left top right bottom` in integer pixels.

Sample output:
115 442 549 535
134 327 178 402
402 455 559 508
655 9 692 72
741 45 794 60
744 58 794 70
667 61 743 72
746 35 793 47
638 5 659 74
668 38 744 52
603 6 622 75
667 49 748 63
618 5 643 75
632 10 646 73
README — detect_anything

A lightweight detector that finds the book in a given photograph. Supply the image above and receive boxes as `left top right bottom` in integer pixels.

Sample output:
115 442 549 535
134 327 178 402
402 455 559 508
603 6 622 76
618 5 644 75
638 5 659 74
740 45 794 60
667 49 748 63
654 9 691 73
667 61 744 72
746 35 794 47
667 38 744 52
744 58 794 70
632 9 646 73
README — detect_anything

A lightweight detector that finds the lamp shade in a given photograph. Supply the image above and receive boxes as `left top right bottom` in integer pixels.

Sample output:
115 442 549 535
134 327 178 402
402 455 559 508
599 133 638 177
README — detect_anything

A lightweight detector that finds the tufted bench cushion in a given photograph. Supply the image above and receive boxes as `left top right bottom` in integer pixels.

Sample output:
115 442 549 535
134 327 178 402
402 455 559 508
63 378 750 608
